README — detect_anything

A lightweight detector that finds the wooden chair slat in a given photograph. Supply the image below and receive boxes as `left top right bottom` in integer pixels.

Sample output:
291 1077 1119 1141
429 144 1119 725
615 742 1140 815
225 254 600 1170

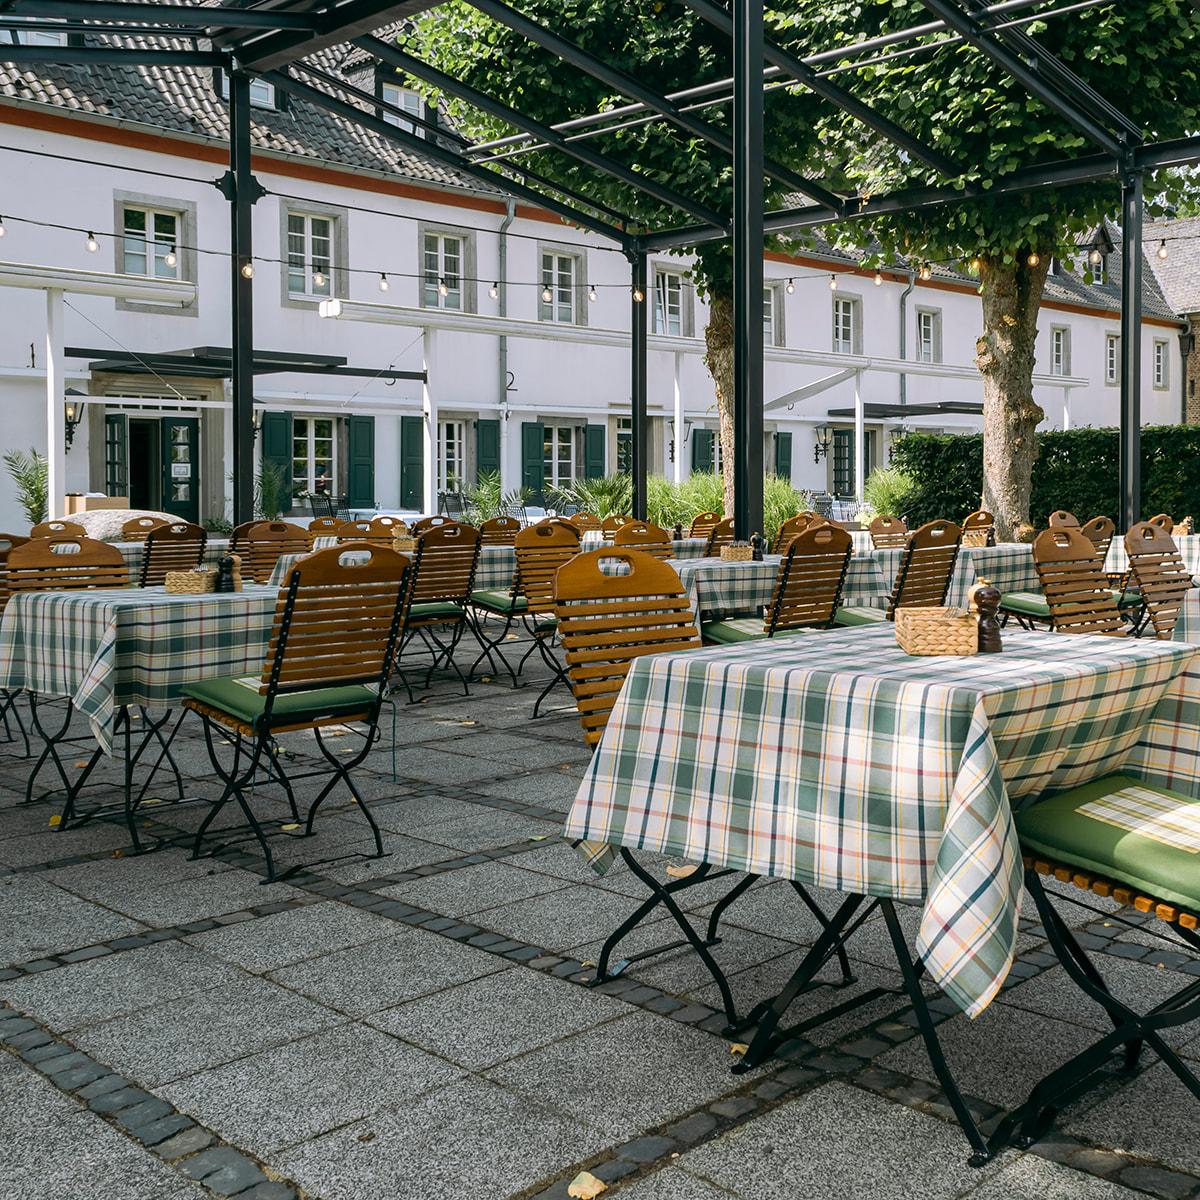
140 521 207 586
8 536 129 593
764 525 853 634
1125 520 1193 640
1032 526 1126 636
689 510 722 539
869 514 908 550
611 521 673 560
480 516 521 545
704 517 735 555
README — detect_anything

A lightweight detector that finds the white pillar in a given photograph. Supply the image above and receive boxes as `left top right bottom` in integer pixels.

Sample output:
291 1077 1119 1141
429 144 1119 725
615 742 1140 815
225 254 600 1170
854 370 866 507
672 351 684 485
422 327 438 516
1062 385 1071 431
45 288 65 520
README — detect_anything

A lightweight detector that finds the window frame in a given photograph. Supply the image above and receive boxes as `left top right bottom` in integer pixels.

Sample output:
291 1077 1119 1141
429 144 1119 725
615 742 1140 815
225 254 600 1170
379 81 424 137
1050 325 1071 377
13 23 68 45
832 293 863 356
541 423 585 489
1153 338 1170 390
279 202 349 308
651 264 692 337
216 69 278 110
112 190 198 317
290 415 338 502
1105 332 1120 386
915 307 943 364
438 418 468 492
537 245 588 326
762 281 786 347
417 223 477 313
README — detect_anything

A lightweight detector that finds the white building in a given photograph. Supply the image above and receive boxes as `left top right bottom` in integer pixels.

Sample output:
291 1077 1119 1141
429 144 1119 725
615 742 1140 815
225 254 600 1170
0 36 1187 530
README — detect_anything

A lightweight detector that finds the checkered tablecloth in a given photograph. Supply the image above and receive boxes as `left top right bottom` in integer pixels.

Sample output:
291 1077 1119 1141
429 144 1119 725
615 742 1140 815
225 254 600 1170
105 538 230 581
1107 533 1200 577
566 624 1200 1017
0 585 279 754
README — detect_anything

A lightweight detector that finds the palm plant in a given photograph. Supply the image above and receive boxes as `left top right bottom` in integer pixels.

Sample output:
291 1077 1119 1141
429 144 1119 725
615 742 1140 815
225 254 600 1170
463 470 529 523
3 448 48 527
548 472 633 519
255 461 291 521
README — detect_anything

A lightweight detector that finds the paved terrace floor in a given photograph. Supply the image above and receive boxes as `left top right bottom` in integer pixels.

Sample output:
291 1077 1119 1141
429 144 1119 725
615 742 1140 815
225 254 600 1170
2 631 1200 1200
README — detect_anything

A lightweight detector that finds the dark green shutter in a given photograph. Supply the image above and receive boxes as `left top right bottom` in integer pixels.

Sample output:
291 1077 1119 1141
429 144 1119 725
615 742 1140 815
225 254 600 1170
347 415 375 509
475 418 500 480
104 412 127 497
400 415 423 510
260 411 293 515
584 424 606 479
774 431 792 481
692 428 714 474
521 421 544 498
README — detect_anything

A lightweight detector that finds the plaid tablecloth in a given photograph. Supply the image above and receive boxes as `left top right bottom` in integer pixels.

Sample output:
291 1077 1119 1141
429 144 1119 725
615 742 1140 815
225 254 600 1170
0 585 279 753
1107 533 1200 578
111 538 230 580
567 624 1200 1017
475 539 710 595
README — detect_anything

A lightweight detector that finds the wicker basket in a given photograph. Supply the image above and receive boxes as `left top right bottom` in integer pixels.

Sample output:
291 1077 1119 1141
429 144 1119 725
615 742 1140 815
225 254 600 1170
164 569 215 595
720 542 754 563
895 607 978 657
392 532 417 554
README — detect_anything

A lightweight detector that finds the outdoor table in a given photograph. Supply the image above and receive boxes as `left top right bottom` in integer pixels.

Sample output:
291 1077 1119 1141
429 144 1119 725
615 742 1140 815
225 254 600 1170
566 623 1200 1018
474 538 709 594
111 537 230 580
1107 533 1200 580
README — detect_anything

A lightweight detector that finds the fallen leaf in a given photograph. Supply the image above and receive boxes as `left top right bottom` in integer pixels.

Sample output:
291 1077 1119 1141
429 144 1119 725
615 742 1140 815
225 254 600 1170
729 1042 749 1057
281 823 300 832
579 959 596 969
142 798 163 806
48 815 61 827
356 1131 376 1144
457 719 477 726
567 1171 607 1199
666 863 699 879
530 834 551 841
74 761 89 769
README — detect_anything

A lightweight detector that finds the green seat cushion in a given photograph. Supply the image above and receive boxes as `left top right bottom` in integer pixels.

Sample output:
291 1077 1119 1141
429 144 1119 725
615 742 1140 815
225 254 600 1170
1000 592 1050 619
1017 774 1200 915
406 601 463 621
834 605 886 627
703 617 766 644
183 675 377 730
1115 590 1143 609
471 589 527 613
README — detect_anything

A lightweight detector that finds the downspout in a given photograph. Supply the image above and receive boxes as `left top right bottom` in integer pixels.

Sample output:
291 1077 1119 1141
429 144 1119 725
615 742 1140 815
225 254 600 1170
898 267 916 408
1181 315 1193 424
497 198 516 488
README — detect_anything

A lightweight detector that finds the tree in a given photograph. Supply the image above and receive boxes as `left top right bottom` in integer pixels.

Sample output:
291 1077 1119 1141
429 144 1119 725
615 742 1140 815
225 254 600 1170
772 0 1200 535
408 3 832 510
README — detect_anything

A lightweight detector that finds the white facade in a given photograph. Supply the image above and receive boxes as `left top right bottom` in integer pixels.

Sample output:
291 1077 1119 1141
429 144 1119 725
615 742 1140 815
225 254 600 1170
0 107 1186 531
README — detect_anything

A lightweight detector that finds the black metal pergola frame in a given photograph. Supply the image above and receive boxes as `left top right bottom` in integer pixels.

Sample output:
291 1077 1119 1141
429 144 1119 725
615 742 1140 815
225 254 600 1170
4 0 1199 530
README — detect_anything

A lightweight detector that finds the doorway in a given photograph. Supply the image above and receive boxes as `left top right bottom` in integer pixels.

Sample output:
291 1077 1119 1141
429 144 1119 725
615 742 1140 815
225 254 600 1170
128 419 160 511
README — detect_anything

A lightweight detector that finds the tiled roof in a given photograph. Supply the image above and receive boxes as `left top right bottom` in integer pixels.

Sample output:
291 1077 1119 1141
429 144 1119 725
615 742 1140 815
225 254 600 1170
1146 216 1200 316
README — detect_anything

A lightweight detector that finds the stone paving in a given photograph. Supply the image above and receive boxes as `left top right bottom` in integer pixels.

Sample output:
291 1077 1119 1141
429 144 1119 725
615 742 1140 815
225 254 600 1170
2 635 1200 1200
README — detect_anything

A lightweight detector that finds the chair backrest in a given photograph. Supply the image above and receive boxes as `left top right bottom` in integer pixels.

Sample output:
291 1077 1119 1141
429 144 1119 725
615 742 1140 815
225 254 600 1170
1148 513 1175 533
30 519 86 540
308 516 349 535
230 520 258 556
1032 527 1125 636
600 514 633 534
439 490 466 517
869 514 908 549
1125 521 1192 640
0 533 30 616
513 520 581 614
704 517 735 555
611 521 673 560
688 510 722 539
7 536 129 594
961 509 995 548
479 515 521 545
569 511 602 532
412 514 454 535
120 516 168 542
140 521 207 586
243 522 309 584
403 522 481 613
307 492 337 519
366 515 406 541
1047 510 1080 529
264 544 409 701
772 512 817 554
1079 515 1116 561
889 519 962 616
337 519 374 542
555 549 700 746
767 524 853 633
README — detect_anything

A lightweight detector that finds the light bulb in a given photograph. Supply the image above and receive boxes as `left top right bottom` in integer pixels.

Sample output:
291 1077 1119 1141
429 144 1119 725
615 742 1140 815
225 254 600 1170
489 281 498 299
588 285 597 302
0 215 8 237
632 286 644 303
1089 248 1103 266
164 247 177 269
542 285 553 303
970 257 982 273
313 270 326 288
85 231 99 253
438 277 449 297
874 271 883 287
379 273 389 292
240 261 254 279
1158 238 1168 260
919 264 931 281
828 274 837 291
1027 251 1040 267
785 278 795 295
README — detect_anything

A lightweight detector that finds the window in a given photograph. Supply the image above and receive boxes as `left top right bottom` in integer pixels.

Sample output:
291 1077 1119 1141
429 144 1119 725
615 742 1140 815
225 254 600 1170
615 417 634 474
1105 333 1120 384
1154 339 1170 390
218 71 277 109
121 206 179 280
916 309 941 364
286 212 333 299
543 424 584 488
291 417 336 501
380 83 424 137
763 287 777 345
13 24 67 45
540 251 578 323
833 296 860 355
1050 326 1071 376
832 428 876 498
654 270 684 335
438 420 466 491
423 232 463 310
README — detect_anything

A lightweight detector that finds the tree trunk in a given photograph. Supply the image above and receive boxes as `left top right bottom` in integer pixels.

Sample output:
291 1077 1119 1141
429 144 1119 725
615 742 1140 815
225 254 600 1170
703 289 737 514
976 255 1050 540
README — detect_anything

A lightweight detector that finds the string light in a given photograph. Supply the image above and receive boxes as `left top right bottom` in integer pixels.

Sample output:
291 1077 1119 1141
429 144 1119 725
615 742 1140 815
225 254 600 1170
164 246 177 268
438 277 449 297
919 263 931 281
541 285 553 303
240 261 254 279
1158 238 1169 260
970 257 982 273
1027 251 1040 267
85 231 99 252
785 278 795 294
312 269 326 288
488 281 498 299
379 272 390 292
632 285 644 302
1089 247 1103 266
828 274 837 291
874 271 883 287
588 284 597 302
0 215 7 237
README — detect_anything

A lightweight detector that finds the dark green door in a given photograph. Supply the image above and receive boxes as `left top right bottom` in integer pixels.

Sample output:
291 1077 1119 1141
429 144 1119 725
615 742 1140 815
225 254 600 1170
400 415 424 510
159 416 199 522
104 413 128 497
476 419 500 480
774 431 792 481
346 416 375 509
521 421 545 501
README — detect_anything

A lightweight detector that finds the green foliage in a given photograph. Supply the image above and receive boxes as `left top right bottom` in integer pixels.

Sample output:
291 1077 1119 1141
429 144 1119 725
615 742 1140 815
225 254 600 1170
203 516 234 535
861 466 917 522
676 472 726 523
255 461 290 521
763 474 808 545
643 472 806 543
463 470 529 523
3 448 48 527
892 428 1200 527
646 475 693 531
548 473 632 519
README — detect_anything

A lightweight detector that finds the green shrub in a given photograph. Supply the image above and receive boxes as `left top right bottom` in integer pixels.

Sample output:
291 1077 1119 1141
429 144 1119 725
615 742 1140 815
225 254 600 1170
646 475 692 531
677 472 726 523
463 470 528 523
861 466 916 522
255 461 290 521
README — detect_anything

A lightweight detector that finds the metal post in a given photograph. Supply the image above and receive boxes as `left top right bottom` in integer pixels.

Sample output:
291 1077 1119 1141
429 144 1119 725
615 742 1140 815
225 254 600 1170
229 71 256 526
733 0 764 539
853 372 865 507
422 327 438 516
673 350 685 485
45 288 65 520
630 251 648 520
1119 171 1144 530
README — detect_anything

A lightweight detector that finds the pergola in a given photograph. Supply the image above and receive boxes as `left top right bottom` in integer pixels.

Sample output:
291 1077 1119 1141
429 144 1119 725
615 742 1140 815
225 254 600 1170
4 0 1198 533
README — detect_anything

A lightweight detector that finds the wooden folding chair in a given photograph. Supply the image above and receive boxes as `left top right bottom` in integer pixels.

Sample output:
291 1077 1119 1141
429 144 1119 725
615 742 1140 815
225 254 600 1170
361 515 406 543
0 534 30 753
1080 516 1116 560
7 536 128 592
395 522 481 697
412 514 455 535
1047 510 1080 529
120 516 168 542
30 519 85 539
479 516 520 546
569 511 602 533
139 521 207 587
868 514 908 549
1148 513 1175 533
230 520 257 558
242 522 309 584
704 516 735 555
1005 527 1127 635
611 520 673 560
308 516 352 537
961 509 996 548
182 544 410 883
772 512 818 554
688 510 722 539
1125 521 1192 639
706 525 852 643
600 514 633 535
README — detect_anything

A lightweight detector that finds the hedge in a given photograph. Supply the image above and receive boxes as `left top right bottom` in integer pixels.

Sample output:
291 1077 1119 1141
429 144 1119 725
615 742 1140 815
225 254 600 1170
890 426 1200 526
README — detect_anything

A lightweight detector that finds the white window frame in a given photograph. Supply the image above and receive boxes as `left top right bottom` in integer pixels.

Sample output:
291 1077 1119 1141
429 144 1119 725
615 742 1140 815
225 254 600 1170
291 416 337 501
1154 339 1170 390
13 23 67 45
654 269 685 336
916 308 942 364
762 286 777 346
539 251 580 324
286 211 334 300
422 231 464 310
438 419 467 491
120 205 181 281
218 70 276 109
832 295 861 356
1105 333 1120 385
1050 326 1071 377
380 82 424 137
542 424 584 489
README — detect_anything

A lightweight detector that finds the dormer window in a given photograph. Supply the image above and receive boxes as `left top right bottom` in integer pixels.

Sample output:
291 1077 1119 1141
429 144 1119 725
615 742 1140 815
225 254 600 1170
9 22 67 46
380 82 424 138
216 69 279 110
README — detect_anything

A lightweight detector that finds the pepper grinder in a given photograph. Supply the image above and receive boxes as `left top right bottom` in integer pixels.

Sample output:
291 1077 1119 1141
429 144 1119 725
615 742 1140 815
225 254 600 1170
972 581 1003 653
751 532 765 561
672 521 683 542
215 555 235 594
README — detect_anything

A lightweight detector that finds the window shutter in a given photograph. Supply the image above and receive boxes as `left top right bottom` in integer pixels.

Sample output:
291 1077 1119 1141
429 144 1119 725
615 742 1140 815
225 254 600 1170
347 415 375 509
774 431 792 481
260 411 293 515
104 413 128 497
521 421 545 498
400 415 424 510
475 418 500 480
584 424 606 479
692 428 714 474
